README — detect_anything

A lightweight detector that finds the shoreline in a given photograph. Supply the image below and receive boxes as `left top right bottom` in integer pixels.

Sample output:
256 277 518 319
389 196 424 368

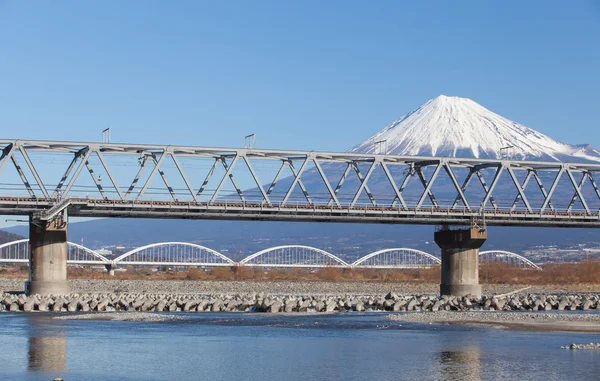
388 311 600 333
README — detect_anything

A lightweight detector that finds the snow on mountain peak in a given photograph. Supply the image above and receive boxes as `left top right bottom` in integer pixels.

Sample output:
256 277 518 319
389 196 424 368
350 95 600 162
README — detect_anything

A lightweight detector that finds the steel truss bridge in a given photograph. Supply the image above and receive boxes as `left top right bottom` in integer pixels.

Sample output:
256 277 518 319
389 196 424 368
0 240 542 270
0 140 599 227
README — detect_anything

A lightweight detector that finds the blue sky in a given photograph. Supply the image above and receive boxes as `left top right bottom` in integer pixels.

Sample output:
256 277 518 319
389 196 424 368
1 1 599 152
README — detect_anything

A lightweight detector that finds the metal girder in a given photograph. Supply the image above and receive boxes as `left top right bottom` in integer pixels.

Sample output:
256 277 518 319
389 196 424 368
452 169 475 210
381 162 407 209
480 165 504 210
416 162 441 209
0 144 15 179
64 148 93 196
313 159 340 207
531 171 555 212
96 150 124 200
85 159 107 200
18 146 49 198
510 170 533 212
149 154 178 201
443 163 471 211
243 156 271 205
540 167 564 212
170 153 198 203
4 139 600 223
52 149 83 198
265 161 286 199
196 158 218 198
350 161 378 207
507 167 532 213
282 157 310 205
566 170 590 214
328 163 351 207
476 169 499 209
136 151 169 201
392 167 414 208
589 172 600 206
11 155 35 197
210 156 244 203
351 162 377 207
125 154 149 199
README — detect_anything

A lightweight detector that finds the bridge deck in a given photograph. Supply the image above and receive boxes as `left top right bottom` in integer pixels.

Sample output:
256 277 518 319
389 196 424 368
1 197 598 227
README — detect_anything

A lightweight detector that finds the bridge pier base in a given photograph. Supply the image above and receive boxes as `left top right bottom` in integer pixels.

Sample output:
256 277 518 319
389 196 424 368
434 227 487 298
105 264 115 276
25 216 70 296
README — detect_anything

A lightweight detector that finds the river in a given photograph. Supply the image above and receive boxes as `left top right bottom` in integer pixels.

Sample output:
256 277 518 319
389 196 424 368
1 312 599 381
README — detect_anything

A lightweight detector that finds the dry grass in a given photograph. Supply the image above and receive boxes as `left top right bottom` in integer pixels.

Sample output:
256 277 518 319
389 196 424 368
1 261 600 285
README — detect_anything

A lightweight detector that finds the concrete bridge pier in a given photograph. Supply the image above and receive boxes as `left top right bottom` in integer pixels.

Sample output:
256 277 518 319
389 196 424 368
105 263 115 276
25 216 70 296
434 226 487 298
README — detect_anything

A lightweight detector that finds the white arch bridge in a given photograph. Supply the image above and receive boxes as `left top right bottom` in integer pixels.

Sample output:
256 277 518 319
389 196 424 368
0 240 541 270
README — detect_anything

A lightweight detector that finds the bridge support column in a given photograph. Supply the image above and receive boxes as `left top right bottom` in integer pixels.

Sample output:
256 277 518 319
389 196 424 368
25 216 70 295
105 263 115 276
434 227 487 298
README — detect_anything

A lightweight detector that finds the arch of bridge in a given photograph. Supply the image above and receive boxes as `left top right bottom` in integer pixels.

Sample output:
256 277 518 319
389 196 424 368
240 245 348 267
0 239 110 263
352 248 441 267
479 250 541 270
113 242 235 265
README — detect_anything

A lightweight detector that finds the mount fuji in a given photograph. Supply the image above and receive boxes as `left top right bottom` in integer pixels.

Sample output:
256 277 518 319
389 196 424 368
350 95 600 163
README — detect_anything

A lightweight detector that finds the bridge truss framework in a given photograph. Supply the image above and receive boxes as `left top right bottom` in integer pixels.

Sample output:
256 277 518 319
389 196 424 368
0 140 599 227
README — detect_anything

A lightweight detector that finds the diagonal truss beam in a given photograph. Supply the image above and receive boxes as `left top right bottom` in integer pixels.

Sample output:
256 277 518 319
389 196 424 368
149 154 177 201
196 158 218 199
351 163 377 207
18 146 49 198
350 161 377 207
531 171 555 212
452 169 475 210
443 163 471 211
392 167 414 208
96 150 124 201
507 167 532 213
540 167 564 213
282 157 310 206
136 151 169 201
11 155 35 197
313 160 341 207
588 172 600 205
510 170 533 212
328 163 351 207
416 162 441 209
480 165 504 210
52 149 83 198
170 153 198 203
64 148 93 196
85 159 107 199
566 169 590 214
243 156 271 205
381 162 407 209
265 161 286 199
210 156 244 203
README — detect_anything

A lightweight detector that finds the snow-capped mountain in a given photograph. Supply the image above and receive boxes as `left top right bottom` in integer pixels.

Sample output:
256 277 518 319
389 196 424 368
350 95 600 163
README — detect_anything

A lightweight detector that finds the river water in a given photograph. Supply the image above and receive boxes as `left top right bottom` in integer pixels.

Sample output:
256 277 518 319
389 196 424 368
1 312 599 381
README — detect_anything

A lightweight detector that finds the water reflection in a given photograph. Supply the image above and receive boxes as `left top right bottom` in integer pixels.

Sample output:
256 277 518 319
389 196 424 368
27 315 67 372
435 331 482 381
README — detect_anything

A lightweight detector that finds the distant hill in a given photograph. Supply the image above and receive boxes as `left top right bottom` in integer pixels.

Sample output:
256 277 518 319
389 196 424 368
0 229 24 244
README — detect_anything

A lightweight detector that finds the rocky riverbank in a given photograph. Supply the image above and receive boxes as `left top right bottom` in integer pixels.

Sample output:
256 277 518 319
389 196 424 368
2 290 600 314
1 278 599 296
